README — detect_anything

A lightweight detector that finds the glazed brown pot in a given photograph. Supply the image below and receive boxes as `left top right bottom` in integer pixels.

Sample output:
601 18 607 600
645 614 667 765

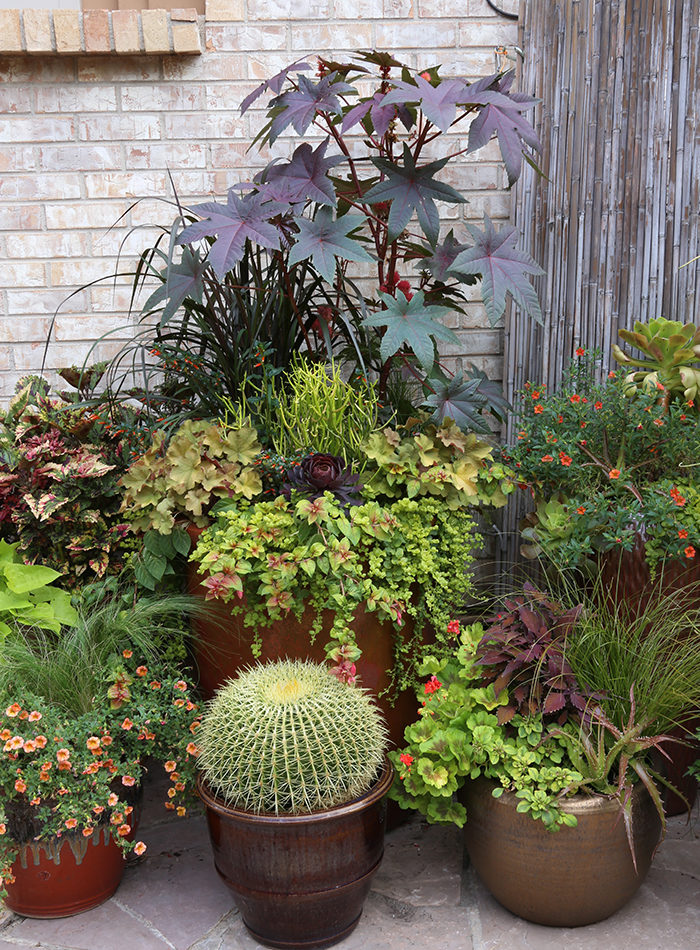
185 525 428 758
197 761 393 949
3 828 125 919
463 777 662 927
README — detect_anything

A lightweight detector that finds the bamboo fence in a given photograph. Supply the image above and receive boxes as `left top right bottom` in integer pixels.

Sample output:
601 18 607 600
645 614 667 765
500 0 700 569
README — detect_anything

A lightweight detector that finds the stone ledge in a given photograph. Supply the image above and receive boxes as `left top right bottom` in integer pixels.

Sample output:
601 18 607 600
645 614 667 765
0 9 202 56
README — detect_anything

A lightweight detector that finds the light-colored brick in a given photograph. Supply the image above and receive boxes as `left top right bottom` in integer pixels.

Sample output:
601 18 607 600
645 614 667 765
0 117 74 144
142 10 170 55
78 58 161 84
0 206 42 231
46 203 129 230
1 263 46 288
288 23 373 49
50 260 121 287
172 9 199 23
0 173 81 201
83 11 111 55
0 317 53 343
79 114 161 142
334 0 383 16
125 142 207 169
84 171 169 199
163 50 246 81
13 342 98 373
122 84 205 112
113 11 141 55
0 87 34 114
205 0 244 20
6 289 88 316
54 11 82 55
23 10 52 54
0 10 22 53
38 145 123 172
384 0 414 16
53 316 134 342
254 0 330 19
458 20 518 48
0 146 36 174
36 86 118 113
6 233 89 259
375 20 458 47
173 22 202 54
0 58 75 84
206 25 286 52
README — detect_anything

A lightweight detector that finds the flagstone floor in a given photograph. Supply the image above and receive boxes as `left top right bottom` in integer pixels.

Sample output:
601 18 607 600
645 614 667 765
1 771 698 950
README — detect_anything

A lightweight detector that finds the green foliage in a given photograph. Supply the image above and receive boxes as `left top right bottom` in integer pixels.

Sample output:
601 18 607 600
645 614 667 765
613 318 700 403
0 540 77 639
131 528 191 592
119 420 263 533
198 659 387 814
506 349 700 571
0 376 138 587
388 622 584 830
190 492 478 688
363 420 514 509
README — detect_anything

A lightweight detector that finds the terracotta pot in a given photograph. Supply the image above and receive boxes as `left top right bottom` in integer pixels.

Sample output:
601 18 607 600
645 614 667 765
197 760 393 949
463 777 662 927
3 828 125 919
185 525 428 758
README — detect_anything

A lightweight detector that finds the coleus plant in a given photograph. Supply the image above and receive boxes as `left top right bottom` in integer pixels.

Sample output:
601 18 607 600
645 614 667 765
151 50 543 429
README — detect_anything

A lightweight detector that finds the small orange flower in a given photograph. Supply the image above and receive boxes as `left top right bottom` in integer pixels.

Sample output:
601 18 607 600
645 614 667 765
28 711 42 722
541 454 554 463
58 761 72 771
14 778 27 793
186 742 199 757
101 735 113 747
122 775 136 787
135 666 148 678
65 818 78 829
0 729 10 741
533 405 543 414
56 748 71 762
39 771 50 782
23 740 36 753
594 401 603 410
5 704 21 718
608 469 621 479
176 806 186 817
174 681 187 692
164 760 177 773
150 681 162 690
576 506 586 515
559 453 572 467
685 546 696 559
679 529 689 539
34 735 47 749
86 737 101 751
93 805 105 815
167 787 177 799
576 347 585 356
117 824 131 837
0 823 6 835
121 718 134 731
108 792 119 807
122 650 133 659
82 827 94 838
134 841 147 856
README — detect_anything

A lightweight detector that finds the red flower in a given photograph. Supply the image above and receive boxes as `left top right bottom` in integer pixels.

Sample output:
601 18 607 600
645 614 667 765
608 469 621 479
558 453 572 467
424 675 442 695
533 405 544 414
678 529 689 539
576 347 585 356
685 546 696 559
576 506 586 515
570 394 581 404
540 454 554 463
446 619 460 635
399 752 414 770
594 401 603 410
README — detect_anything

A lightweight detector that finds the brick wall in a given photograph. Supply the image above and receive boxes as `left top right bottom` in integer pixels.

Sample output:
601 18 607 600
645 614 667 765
0 0 518 401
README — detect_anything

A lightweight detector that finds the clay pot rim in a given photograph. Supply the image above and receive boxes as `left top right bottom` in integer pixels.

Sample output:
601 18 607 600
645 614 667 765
196 758 394 826
474 774 654 818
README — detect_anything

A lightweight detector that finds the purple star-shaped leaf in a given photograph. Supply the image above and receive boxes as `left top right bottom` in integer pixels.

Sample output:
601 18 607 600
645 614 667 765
362 289 458 371
177 191 280 278
261 140 345 207
143 246 208 324
364 143 466 246
287 208 373 284
240 58 311 115
268 73 354 144
417 230 474 283
382 75 469 132
342 92 400 138
448 215 543 325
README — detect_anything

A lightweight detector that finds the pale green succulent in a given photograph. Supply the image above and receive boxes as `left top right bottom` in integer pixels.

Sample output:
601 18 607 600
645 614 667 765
612 317 700 401
198 659 388 814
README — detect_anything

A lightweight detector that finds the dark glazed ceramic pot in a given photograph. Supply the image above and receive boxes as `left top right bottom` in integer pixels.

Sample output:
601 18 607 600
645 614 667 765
197 760 393 949
463 777 662 927
3 828 125 918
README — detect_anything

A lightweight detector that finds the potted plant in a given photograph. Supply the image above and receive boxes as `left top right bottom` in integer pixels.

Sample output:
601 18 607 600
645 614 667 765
507 330 700 587
389 584 700 926
0 595 200 917
196 658 391 949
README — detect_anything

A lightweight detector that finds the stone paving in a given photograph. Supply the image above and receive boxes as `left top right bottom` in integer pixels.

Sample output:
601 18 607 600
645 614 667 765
1 772 698 950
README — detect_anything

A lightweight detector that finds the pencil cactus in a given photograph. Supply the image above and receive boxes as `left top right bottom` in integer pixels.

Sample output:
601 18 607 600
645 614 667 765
198 659 388 814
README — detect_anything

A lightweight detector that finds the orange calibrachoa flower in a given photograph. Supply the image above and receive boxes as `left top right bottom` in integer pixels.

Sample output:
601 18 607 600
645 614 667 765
685 546 696 559
541 454 554 463
5 704 21 718
56 748 71 762
533 405 544 414
27 711 42 722
558 453 572 467
678 529 689 539
86 737 101 751
608 469 621 479
134 841 147 856
64 818 78 829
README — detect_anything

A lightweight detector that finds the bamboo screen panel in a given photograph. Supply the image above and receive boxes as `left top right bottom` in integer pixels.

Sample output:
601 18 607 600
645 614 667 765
500 0 700 566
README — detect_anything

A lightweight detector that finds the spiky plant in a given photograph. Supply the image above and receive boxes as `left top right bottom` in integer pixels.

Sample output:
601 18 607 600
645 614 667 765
198 659 388 814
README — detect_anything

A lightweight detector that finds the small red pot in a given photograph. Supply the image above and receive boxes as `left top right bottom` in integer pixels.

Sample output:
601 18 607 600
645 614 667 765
3 828 125 919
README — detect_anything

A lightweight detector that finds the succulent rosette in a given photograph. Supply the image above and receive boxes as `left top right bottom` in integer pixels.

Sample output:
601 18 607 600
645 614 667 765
284 453 363 507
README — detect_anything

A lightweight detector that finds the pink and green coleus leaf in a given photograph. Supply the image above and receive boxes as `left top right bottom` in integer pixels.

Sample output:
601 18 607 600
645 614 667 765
362 289 458 371
364 144 466 246
449 215 544 325
288 209 374 284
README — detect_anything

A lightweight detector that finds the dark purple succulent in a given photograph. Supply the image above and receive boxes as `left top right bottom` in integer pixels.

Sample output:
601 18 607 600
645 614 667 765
284 453 363 507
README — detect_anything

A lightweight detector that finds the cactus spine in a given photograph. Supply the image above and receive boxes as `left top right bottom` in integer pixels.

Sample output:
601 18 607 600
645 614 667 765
198 659 388 814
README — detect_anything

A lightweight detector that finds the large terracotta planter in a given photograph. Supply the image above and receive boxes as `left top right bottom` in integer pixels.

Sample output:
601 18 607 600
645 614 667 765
185 526 428 757
463 777 662 927
197 760 393 949
3 828 125 919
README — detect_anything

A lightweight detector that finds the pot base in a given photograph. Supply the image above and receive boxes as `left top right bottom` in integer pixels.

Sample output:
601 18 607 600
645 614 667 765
243 910 362 949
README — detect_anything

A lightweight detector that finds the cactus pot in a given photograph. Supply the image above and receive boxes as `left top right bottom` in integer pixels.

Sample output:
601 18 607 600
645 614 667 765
462 776 662 927
196 760 393 950
3 828 125 919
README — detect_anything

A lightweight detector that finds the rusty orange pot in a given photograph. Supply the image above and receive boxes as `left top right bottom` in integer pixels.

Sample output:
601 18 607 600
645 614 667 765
463 777 662 927
3 828 125 918
197 761 392 949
